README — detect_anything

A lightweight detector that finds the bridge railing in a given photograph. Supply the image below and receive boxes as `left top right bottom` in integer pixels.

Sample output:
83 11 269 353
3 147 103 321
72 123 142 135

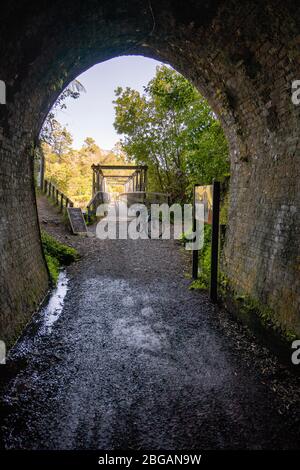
87 191 110 219
118 192 170 207
43 179 74 212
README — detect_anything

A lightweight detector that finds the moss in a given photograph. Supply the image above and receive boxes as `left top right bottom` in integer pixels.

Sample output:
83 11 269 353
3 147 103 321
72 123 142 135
221 282 298 344
41 231 79 285
45 253 60 284
219 191 229 225
239 296 297 343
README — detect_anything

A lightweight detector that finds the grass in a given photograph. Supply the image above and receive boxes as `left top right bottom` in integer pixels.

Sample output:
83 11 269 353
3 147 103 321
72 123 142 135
41 230 80 284
189 224 212 291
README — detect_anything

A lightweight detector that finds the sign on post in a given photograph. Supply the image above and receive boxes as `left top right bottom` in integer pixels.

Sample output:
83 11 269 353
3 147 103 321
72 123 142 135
192 185 213 279
194 185 213 224
67 207 88 235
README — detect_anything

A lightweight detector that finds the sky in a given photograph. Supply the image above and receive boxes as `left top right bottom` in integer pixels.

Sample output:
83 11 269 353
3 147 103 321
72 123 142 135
55 56 167 150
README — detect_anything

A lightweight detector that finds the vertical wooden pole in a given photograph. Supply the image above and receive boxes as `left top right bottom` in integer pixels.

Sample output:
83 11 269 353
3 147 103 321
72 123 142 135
210 181 221 303
96 171 100 193
192 184 199 280
137 171 140 191
140 170 143 192
40 150 45 189
144 168 148 193
92 169 96 196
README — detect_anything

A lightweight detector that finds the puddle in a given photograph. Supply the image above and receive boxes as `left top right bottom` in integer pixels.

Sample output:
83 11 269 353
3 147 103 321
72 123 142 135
40 270 69 334
9 270 69 359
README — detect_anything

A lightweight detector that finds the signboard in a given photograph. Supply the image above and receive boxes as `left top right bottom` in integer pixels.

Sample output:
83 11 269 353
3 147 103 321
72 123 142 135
67 207 87 235
194 185 213 224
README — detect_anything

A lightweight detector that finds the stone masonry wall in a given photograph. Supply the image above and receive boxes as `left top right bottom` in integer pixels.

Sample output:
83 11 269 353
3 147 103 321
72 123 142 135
0 0 299 343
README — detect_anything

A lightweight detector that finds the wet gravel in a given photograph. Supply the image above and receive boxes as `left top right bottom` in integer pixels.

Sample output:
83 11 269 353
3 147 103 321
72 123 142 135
0 204 300 450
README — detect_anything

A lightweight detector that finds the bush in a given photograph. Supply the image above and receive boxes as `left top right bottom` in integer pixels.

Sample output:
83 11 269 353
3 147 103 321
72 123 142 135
41 231 79 284
45 253 60 284
190 224 212 290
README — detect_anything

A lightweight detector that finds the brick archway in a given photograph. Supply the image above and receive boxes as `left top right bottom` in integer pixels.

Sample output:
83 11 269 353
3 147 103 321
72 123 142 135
0 0 299 343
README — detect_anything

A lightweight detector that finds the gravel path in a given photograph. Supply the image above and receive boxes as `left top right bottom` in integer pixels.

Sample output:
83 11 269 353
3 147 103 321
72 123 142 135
0 196 299 450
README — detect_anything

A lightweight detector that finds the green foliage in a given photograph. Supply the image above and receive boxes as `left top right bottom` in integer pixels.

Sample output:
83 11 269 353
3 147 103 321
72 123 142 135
45 253 60 284
189 224 212 290
41 231 79 284
43 136 128 208
42 231 79 264
41 66 230 212
85 213 97 226
114 65 229 203
178 229 193 244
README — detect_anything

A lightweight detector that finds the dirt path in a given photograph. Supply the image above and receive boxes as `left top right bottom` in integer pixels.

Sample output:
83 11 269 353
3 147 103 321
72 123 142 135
1 195 299 449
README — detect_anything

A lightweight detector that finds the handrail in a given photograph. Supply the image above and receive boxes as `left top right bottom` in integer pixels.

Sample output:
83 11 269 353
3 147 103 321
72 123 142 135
87 191 110 218
43 179 74 212
119 191 170 206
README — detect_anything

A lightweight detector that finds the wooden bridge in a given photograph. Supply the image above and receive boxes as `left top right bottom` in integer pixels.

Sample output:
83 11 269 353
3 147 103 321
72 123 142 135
88 164 149 217
91 164 148 195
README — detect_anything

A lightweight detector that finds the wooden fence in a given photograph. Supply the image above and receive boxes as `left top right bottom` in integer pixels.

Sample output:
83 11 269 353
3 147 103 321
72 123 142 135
43 179 74 212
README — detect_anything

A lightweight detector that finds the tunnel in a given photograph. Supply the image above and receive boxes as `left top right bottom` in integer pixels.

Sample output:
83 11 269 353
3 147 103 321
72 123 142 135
0 0 299 344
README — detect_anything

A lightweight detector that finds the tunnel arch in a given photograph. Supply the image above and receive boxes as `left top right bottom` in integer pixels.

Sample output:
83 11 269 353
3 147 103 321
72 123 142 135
0 0 300 343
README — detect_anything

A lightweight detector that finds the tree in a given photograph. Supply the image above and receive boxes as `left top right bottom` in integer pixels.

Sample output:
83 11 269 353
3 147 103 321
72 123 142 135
42 127 131 207
45 120 73 160
39 80 86 145
83 137 98 155
114 66 229 202
36 80 86 189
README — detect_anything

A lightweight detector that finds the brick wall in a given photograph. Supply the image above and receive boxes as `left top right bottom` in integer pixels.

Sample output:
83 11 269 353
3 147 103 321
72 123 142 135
0 0 299 342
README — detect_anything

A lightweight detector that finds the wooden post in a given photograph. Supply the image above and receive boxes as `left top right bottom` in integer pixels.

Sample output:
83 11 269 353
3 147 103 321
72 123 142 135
144 168 148 193
210 181 221 303
135 172 138 191
92 169 96 196
192 185 199 280
40 150 45 189
96 170 100 193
